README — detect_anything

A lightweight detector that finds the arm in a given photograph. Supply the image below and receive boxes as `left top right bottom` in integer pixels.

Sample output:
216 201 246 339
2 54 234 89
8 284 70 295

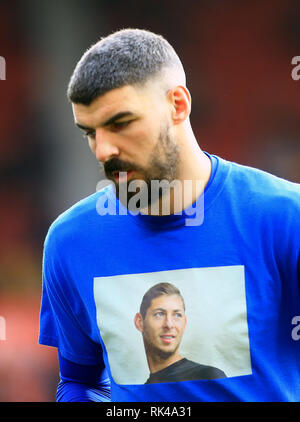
39 222 111 402
56 352 111 402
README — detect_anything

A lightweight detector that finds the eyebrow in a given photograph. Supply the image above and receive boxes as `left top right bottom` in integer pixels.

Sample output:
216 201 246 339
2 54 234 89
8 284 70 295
153 308 184 313
75 111 135 131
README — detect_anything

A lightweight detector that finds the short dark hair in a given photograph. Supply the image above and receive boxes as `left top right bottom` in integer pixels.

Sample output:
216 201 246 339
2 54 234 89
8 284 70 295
140 282 185 319
67 28 184 105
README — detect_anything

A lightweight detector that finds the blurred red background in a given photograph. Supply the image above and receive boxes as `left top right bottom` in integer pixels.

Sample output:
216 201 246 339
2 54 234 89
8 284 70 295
0 0 299 401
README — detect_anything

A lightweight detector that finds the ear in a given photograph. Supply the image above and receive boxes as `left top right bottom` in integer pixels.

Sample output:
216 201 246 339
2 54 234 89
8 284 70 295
167 85 191 125
134 312 144 333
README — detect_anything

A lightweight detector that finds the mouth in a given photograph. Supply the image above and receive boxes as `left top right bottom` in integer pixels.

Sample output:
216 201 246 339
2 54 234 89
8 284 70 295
160 335 176 344
112 170 134 182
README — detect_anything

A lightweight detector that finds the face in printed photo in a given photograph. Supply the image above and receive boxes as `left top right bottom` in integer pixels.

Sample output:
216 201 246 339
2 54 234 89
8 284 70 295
134 285 187 370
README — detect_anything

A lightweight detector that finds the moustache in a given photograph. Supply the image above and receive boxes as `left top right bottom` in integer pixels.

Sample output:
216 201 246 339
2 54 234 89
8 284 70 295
104 158 138 177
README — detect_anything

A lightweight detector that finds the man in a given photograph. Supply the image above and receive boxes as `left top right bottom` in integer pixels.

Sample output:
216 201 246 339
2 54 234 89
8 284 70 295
134 282 226 383
39 28 300 402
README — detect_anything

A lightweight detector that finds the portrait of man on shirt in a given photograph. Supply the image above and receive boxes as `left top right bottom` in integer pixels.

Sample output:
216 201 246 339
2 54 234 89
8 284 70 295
134 282 226 383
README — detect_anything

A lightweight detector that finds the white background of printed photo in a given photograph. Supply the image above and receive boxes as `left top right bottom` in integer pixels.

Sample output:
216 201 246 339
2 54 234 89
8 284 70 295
94 265 252 384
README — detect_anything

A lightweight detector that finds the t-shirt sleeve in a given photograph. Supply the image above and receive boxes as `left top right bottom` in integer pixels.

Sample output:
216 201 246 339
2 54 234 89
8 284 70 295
56 352 111 402
38 224 103 366
56 380 111 402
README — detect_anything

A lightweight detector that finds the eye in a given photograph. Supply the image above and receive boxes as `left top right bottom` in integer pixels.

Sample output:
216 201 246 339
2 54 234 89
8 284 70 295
83 130 96 140
110 120 132 131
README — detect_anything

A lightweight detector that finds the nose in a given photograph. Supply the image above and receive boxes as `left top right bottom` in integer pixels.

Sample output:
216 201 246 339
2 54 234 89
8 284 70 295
163 314 174 330
93 129 119 162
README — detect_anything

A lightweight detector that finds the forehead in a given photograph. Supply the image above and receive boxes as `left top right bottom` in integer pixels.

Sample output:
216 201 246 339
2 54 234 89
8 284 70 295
149 294 185 311
72 83 158 124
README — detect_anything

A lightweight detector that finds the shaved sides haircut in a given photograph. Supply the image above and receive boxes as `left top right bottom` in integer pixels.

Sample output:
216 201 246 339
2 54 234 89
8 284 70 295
67 28 185 105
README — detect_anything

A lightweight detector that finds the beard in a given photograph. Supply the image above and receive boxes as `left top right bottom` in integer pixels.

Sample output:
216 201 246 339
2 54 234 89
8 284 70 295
103 123 180 210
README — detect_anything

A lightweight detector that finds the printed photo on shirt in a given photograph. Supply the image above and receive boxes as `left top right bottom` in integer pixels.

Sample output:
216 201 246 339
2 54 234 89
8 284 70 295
133 282 226 383
94 266 252 385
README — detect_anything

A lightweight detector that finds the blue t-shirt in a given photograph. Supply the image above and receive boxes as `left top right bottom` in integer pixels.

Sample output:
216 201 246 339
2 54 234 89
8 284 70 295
39 153 300 402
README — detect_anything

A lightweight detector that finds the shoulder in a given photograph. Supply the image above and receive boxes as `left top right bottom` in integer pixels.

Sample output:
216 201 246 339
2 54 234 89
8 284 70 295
220 157 300 220
221 157 300 196
183 359 227 379
229 159 299 196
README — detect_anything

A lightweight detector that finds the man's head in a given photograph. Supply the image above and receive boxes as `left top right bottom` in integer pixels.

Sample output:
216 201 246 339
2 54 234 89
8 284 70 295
68 29 192 208
134 283 187 362
67 28 186 105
